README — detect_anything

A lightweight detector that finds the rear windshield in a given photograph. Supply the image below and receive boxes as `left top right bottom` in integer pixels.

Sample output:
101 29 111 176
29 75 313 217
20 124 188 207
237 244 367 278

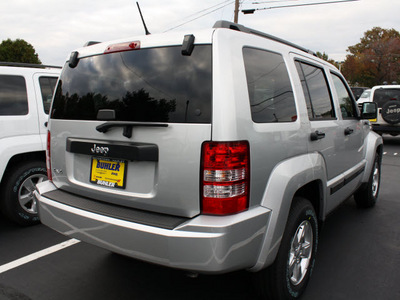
51 45 212 123
359 90 370 98
373 88 400 108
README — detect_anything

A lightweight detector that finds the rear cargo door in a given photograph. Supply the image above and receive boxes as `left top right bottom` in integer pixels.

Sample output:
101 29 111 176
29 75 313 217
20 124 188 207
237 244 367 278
49 44 213 218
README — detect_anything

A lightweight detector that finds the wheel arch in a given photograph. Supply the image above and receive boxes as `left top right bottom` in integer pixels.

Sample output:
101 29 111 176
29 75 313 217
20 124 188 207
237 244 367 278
294 180 324 221
0 151 45 186
0 134 45 184
361 131 383 183
249 152 327 272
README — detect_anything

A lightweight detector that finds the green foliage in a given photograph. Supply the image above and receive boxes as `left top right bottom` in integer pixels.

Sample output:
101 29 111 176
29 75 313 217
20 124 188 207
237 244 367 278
342 27 400 87
0 39 41 64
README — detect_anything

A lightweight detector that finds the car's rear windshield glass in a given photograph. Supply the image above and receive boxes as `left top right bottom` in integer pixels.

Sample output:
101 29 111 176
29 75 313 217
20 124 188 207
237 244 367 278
373 88 400 108
51 45 212 123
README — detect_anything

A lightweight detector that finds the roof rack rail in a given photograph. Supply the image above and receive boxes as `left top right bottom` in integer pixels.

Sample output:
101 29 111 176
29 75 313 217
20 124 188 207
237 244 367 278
83 41 101 47
0 62 62 69
213 20 316 56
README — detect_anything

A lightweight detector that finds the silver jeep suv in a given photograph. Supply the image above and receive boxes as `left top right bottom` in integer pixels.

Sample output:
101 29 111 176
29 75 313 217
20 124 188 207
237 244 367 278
35 21 382 299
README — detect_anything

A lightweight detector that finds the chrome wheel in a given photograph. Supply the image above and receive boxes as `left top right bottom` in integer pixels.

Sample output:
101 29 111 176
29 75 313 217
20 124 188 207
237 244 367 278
371 160 380 198
18 174 47 214
288 220 313 286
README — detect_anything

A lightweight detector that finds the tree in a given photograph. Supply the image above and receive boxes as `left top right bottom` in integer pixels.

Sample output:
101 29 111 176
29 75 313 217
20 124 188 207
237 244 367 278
316 51 339 69
342 27 400 87
0 39 41 64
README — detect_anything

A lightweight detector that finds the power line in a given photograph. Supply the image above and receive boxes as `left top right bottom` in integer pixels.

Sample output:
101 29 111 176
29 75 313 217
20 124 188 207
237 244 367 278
252 0 299 4
243 0 359 13
164 1 235 32
180 0 233 21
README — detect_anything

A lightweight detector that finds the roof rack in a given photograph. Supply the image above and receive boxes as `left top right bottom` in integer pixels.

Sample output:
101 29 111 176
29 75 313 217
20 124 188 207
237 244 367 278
213 20 316 56
0 62 62 69
83 41 101 47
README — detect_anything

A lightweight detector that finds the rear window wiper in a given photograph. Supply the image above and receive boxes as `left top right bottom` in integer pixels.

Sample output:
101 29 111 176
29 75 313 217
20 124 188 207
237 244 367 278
96 122 168 138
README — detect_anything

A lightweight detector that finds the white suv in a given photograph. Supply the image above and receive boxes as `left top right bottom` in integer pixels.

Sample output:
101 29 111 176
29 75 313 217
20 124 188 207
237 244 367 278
0 62 60 225
370 85 400 136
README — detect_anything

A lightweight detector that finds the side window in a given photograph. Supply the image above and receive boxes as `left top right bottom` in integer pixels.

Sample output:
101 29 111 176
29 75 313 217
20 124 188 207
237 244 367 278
331 73 357 118
243 47 297 123
295 61 335 120
39 76 58 114
0 75 28 115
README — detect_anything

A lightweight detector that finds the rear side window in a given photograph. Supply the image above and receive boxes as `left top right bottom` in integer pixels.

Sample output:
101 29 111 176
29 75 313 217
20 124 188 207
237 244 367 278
243 48 297 123
373 88 400 108
51 45 212 123
295 61 335 120
331 73 357 118
39 76 58 114
0 75 28 115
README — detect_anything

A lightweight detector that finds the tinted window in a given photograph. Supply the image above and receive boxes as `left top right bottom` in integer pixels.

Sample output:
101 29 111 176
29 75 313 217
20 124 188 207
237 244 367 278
351 87 367 99
243 48 297 123
373 88 400 108
51 45 212 123
0 75 28 115
295 61 334 120
331 73 357 118
39 76 58 114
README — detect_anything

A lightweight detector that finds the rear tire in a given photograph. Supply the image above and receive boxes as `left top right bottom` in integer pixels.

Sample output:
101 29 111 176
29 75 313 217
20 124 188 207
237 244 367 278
256 197 318 299
0 161 47 226
354 153 381 208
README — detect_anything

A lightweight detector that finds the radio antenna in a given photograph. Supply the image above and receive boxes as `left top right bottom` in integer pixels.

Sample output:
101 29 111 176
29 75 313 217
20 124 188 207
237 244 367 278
136 2 151 35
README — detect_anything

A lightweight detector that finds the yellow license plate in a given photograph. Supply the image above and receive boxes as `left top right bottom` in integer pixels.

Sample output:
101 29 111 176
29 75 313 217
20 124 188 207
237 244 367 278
90 158 126 189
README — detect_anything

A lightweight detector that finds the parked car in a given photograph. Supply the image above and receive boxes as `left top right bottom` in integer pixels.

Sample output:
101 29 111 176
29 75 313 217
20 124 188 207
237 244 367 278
357 88 371 104
369 85 400 136
0 62 60 225
34 21 382 299
351 86 369 100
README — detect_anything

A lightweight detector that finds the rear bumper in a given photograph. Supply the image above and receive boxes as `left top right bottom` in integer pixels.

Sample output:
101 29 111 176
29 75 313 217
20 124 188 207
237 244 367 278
35 181 271 274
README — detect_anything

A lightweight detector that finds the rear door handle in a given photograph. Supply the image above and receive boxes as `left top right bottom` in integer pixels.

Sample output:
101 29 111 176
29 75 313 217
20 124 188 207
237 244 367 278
310 130 326 141
344 127 354 135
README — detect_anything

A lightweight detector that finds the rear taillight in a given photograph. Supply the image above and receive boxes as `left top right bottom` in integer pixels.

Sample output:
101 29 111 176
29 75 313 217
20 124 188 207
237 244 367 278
46 130 52 181
201 141 250 215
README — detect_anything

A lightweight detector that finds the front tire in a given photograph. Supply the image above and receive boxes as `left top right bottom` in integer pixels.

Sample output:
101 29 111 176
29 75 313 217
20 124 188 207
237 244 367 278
257 197 318 299
0 161 47 226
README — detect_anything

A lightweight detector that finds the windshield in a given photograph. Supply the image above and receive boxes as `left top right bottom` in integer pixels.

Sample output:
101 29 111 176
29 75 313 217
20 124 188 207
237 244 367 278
51 45 212 123
359 90 370 98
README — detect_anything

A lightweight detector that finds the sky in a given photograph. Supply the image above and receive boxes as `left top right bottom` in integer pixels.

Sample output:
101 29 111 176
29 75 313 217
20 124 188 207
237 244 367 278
1 0 399 66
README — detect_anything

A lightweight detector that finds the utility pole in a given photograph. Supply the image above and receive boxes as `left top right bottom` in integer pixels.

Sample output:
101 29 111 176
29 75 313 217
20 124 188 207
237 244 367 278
234 0 240 23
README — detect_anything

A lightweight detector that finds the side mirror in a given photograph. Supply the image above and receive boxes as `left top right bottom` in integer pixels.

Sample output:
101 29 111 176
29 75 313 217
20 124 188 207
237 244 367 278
361 102 377 120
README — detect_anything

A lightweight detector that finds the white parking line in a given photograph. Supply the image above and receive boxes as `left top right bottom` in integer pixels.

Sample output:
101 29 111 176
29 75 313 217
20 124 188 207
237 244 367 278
0 239 80 274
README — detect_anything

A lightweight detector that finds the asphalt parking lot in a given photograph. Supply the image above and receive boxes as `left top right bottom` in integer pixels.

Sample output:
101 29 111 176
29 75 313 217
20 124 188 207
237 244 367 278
1 136 400 300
